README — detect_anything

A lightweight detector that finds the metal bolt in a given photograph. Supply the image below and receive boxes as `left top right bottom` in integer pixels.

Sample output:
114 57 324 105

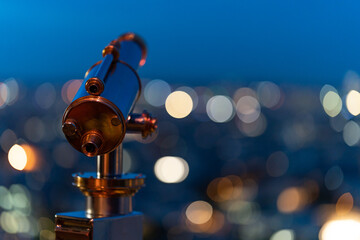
111 117 122 126
63 121 77 136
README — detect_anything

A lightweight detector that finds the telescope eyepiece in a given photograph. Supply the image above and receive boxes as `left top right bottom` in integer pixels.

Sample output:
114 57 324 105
81 131 104 157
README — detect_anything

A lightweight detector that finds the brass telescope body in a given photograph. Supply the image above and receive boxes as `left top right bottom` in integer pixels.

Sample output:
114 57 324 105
55 33 156 240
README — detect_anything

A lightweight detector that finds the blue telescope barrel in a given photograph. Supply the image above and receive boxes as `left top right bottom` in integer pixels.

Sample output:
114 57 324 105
62 33 147 157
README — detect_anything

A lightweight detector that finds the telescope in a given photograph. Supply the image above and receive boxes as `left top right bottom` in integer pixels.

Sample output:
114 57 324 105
55 33 157 240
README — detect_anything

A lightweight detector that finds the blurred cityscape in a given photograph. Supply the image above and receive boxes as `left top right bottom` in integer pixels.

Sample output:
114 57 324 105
0 72 359 240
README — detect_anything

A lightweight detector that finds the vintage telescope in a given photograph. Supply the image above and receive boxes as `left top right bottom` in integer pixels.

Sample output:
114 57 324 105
55 33 157 240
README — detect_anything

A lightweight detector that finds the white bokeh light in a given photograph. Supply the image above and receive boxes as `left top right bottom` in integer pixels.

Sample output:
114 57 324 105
206 95 234 123
165 91 193 119
320 219 360 240
322 91 342 117
270 229 295 240
343 121 360 146
144 79 171 107
346 90 360 116
154 156 189 183
8 144 27 171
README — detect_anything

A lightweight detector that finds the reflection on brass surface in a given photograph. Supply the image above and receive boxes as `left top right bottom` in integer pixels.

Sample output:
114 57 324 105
126 111 157 138
73 172 145 197
62 96 126 156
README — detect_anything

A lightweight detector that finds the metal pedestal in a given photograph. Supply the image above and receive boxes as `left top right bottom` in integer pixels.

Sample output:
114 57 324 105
55 211 143 240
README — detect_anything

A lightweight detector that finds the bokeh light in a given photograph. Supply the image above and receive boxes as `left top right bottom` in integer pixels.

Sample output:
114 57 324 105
61 79 82 104
320 218 360 240
0 129 17 152
227 200 260 224
8 144 38 171
233 87 257 103
206 95 234 123
343 121 360 146
336 192 354 216
154 156 189 183
322 91 342 117
165 91 193 119
0 82 8 108
236 113 267 137
277 187 306 213
177 86 198 110
346 90 360 116
144 79 171 107
270 229 295 240
324 166 343 191
207 176 243 202
236 96 261 123
185 201 213 225
35 82 56 109
24 117 46 143
4 78 19 105
0 186 12 210
8 144 27 171
320 85 338 104
257 81 282 109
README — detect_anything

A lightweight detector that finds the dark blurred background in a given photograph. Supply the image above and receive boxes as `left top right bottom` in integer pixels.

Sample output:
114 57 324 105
1 1 360 240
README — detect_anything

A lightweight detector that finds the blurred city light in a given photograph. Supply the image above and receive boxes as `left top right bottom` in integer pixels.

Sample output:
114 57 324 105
277 187 306 213
35 82 56 109
346 90 360 116
257 81 282 109
233 87 257 103
144 79 171 107
24 117 46 143
236 96 261 123
207 176 243 202
320 218 360 240
185 201 213 225
322 91 342 117
270 229 295 240
226 200 260 224
320 85 338 104
154 156 189 183
0 82 8 108
324 166 343 191
165 91 193 119
236 113 267 137
343 121 360 146
8 144 38 171
177 86 198 110
0 186 12 210
329 115 347 132
206 95 234 123
61 79 82 104
4 78 19 105
8 144 27 171
336 192 354 216
0 129 17 152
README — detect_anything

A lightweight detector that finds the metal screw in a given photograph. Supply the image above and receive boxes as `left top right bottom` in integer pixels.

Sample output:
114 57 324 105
111 117 122 126
63 121 77 136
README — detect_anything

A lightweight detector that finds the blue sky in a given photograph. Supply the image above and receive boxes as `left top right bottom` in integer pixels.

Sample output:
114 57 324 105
1 0 360 86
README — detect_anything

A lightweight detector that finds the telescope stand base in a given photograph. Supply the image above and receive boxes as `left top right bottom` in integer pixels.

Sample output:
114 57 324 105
55 211 143 240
